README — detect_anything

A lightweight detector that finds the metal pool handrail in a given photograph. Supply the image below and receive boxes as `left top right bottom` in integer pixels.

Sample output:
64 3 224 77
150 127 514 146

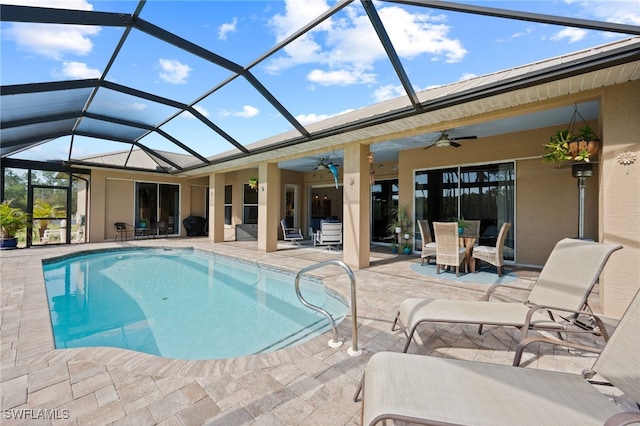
294 259 362 357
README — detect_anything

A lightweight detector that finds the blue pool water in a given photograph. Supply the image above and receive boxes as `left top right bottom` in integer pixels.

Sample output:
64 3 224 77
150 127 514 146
42 248 348 360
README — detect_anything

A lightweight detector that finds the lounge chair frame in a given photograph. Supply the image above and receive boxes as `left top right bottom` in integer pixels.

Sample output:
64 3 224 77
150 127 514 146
392 238 622 365
313 222 342 249
280 219 304 245
355 289 640 426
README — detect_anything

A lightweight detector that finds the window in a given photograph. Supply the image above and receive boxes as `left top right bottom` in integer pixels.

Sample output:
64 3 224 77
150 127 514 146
135 182 180 234
243 183 258 224
224 184 232 225
415 162 515 260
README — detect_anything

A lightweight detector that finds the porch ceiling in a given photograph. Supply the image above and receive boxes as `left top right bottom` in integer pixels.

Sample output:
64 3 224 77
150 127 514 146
1 1 639 175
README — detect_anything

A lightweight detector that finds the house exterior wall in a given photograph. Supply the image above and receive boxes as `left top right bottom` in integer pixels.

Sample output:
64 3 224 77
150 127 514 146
399 118 600 266
89 169 207 242
599 80 640 318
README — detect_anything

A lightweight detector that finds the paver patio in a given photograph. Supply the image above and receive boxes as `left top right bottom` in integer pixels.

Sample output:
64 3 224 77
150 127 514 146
1 239 636 425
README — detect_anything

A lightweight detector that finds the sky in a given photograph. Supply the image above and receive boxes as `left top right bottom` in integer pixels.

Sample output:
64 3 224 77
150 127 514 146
1 0 639 162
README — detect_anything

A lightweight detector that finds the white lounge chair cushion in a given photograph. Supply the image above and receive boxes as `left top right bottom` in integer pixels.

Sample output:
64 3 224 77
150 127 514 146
362 352 623 426
398 298 560 331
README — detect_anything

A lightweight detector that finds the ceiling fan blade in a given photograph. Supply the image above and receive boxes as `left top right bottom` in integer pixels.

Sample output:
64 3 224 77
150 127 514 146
450 141 462 148
422 143 436 150
450 135 477 141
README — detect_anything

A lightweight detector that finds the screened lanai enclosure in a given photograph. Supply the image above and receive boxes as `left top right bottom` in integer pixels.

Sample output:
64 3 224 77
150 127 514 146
2 1 639 249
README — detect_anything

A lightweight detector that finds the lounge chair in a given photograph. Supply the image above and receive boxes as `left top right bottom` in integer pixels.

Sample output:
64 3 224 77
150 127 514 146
433 221 467 276
355 289 640 426
393 238 622 365
472 221 511 276
280 219 304 244
313 221 342 249
416 220 436 265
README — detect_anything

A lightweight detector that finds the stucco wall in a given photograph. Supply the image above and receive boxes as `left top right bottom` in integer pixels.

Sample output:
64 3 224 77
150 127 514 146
399 121 599 266
599 80 640 318
89 169 207 242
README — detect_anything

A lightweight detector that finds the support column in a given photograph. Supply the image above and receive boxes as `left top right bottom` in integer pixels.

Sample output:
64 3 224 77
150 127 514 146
258 162 280 252
208 172 225 243
599 81 640 318
342 142 370 269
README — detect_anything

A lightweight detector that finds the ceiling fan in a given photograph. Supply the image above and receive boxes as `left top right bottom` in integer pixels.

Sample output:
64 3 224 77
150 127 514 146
314 157 339 170
423 131 477 150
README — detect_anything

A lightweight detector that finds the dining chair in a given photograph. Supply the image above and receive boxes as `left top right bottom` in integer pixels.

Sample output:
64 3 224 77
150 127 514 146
433 222 467 276
417 220 437 266
472 222 511 276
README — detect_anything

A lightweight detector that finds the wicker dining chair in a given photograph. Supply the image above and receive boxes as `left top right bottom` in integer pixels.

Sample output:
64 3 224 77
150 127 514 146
472 222 511 276
417 220 437 266
433 222 467 276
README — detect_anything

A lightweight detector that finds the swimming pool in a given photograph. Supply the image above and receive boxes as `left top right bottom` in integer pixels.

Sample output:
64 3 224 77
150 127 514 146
42 248 348 360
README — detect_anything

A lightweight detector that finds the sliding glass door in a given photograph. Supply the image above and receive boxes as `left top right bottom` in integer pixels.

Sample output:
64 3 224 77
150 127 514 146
135 182 180 234
371 179 399 242
415 162 515 259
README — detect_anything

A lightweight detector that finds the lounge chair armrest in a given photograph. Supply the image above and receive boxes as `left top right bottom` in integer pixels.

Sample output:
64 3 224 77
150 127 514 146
522 304 609 339
604 412 640 426
525 303 600 318
483 283 532 301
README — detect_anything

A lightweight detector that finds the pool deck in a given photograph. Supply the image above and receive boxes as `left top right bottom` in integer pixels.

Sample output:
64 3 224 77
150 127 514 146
1 238 637 425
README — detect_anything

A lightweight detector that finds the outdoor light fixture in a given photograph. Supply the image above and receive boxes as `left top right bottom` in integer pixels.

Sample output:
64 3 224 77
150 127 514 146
367 152 375 185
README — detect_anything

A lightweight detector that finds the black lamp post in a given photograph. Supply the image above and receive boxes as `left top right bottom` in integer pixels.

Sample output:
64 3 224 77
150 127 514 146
572 162 593 240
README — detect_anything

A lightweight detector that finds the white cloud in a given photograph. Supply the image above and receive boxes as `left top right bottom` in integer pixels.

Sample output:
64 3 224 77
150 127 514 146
218 17 238 40
5 23 100 60
54 61 101 79
3 0 98 60
551 27 587 43
218 105 260 119
157 59 192 84
234 105 260 118
307 68 376 86
2 0 93 9
181 105 210 120
376 6 466 63
129 102 146 111
372 84 405 102
458 73 477 81
295 108 355 125
265 0 466 86
568 0 640 26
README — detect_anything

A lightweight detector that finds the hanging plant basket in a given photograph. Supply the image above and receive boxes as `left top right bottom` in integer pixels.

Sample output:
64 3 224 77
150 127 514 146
248 177 258 189
568 138 600 159
543 105 600 164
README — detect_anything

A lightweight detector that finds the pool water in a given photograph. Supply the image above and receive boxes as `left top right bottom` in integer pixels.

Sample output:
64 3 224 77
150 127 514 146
42 248 348 360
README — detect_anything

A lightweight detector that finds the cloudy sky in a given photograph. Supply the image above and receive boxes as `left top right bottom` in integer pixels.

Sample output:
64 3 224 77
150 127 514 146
2 0 639 160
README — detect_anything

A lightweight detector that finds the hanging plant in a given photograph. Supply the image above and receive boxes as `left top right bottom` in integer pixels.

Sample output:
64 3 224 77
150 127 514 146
542 106 600 164
543 126 600 163
248 177 258 189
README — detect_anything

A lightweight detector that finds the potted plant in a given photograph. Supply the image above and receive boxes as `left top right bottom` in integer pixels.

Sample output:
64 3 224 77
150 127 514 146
402 234 413 254
248 177 259 189
33 201 63 240
0 200 30 249
457 217 470 235
390 237 398 254
543 126 600 164
387 204 413 253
